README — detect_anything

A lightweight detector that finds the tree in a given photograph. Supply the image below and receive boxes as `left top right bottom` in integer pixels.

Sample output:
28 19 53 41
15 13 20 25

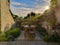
9 10 14 17
24 16 28 19
24 13 30 19
50 0 57 7
31 12 35 16
27 13 30 17
13 15 19 21
24 12 36 19
9 9 19 21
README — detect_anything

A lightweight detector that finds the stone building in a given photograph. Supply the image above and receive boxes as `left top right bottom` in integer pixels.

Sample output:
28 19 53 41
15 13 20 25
0 0 14 32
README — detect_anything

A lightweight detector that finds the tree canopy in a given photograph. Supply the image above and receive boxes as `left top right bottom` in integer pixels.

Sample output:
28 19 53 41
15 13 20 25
50 0 57 7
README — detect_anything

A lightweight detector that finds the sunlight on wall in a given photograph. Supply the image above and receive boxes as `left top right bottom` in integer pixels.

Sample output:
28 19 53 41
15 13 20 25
45 6 50 10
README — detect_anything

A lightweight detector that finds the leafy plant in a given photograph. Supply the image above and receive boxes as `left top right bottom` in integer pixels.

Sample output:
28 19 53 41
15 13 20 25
0 35 7 41
43 32 60 42
50 0 57 7
5 28 21 41
37 25 48 36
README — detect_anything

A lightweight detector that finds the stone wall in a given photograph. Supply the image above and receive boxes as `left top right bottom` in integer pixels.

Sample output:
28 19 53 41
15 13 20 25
0 0 1 29
54 0 60 23
57 0 60 7
55 7 60 24
1 0 14 32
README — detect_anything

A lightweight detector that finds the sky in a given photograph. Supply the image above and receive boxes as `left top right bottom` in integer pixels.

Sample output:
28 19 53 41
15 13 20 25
10 0 50 17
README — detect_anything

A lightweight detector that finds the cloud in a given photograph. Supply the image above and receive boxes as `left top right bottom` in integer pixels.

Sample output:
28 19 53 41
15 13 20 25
36 0 50 3
10 5 49 17
42 0 50 3
10 5 31 17
18 7 32 11
11 2 27 7
11 2 22 5
10 0 50 17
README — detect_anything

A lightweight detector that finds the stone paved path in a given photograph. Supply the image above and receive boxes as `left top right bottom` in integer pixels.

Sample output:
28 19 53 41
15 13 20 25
15 30 41 40
0 31 60 45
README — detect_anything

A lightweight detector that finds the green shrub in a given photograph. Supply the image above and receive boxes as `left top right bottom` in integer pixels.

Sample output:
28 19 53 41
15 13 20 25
43 35 49 42
43 33 60 42
37 25 60 42
5 28 21 41
0 30 2 34
0 34 7 41
0 28 21 41
37 26 48 36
